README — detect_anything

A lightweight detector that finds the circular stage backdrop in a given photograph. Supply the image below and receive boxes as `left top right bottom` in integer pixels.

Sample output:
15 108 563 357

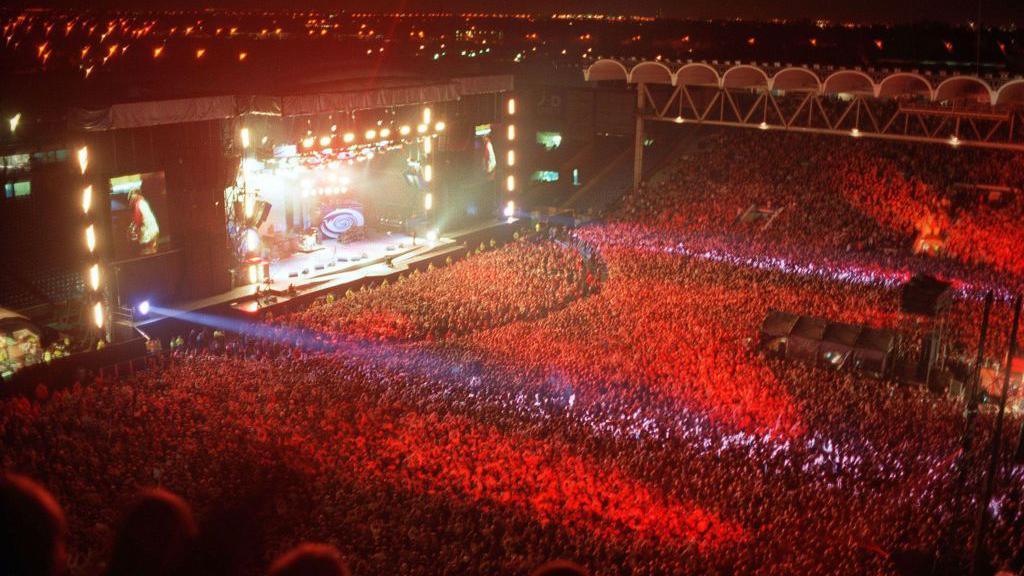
319 206 365 239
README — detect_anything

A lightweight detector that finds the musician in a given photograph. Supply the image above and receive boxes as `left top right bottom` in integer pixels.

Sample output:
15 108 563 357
128 190 160 255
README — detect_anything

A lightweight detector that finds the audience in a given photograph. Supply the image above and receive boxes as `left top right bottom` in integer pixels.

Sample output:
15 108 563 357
3 128 1024 575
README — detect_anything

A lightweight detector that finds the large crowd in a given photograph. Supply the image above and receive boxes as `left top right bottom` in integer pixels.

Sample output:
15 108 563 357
3 128 1024 576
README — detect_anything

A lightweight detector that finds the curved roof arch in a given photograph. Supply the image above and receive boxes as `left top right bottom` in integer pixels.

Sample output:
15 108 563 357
877 73 933 99
721 64 770 89
995 79 1024 106
822 70 876 96
675 62 721 87
584 59 629 82
628 61 674 85
934 76 994 103
771 67 821 92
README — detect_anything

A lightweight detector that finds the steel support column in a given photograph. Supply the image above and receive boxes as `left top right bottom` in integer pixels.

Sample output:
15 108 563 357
633 83 646 191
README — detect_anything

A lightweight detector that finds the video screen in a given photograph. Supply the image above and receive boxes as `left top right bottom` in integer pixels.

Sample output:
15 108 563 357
474 124 497 177
109 172 170 260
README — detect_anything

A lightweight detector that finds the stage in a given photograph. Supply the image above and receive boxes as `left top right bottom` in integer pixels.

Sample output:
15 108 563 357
266 229 420 283
133 218 520 334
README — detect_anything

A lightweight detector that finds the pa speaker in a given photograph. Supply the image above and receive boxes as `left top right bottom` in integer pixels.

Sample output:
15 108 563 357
901 274 953 317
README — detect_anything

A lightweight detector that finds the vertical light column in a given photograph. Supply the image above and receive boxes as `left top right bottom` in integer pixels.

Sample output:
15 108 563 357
240 126 261 285
503 96 516 220
421 107 435 237
78 146 106 337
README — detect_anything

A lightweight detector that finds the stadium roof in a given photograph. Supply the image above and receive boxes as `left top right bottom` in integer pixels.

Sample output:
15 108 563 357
585 59 1024 106
70 74 512 131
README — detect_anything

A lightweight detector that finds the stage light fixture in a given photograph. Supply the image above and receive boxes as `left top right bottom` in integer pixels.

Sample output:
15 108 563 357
302 136 315 148
245 228 260 252
506 174 515 192
365 129 377 140
343 132 355 144
507 150 515 166
423 164 433 182
379 128 391 138
240 127 250 149
319 135 332 147
423 107 431 124
507 98 516 115
77 146 88 175
423 137 432 154
8 113 20 134
851 128 861 138
82 185 93 214
417 124 428 134
88 264 100 291
85 225 96 253
503 200 515 218
424 192 433 210
137 300 151 316
434 121 446 132
399 125 411 136
507 125 515 141
93 302 105 329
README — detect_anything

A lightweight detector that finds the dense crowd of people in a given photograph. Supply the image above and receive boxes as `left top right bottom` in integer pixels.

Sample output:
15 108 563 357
3 127 1024 575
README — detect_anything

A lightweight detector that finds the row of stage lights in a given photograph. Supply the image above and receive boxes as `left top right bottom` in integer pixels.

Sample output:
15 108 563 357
298 119 446 152
78 146 106 332
504 96 516 219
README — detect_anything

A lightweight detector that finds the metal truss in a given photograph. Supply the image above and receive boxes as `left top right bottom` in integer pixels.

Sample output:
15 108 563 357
638 83 1024 151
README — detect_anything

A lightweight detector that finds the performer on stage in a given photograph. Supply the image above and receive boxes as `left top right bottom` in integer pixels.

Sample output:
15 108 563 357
128 190 160 255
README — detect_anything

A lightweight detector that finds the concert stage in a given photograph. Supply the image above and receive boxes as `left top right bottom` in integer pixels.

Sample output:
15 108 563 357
266 229 419 284
134 218 520 340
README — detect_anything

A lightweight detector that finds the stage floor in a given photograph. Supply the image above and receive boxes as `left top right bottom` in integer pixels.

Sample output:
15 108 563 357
268 230 418 283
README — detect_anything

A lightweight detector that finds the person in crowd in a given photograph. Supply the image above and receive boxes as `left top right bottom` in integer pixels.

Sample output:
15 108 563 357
104 489 198 576
0 473 67 576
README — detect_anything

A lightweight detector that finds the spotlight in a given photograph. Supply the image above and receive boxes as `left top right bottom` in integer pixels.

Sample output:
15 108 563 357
399 125 411 136
343 132 355 144
417 124 428 134
88 264 101 291
424 192 433 210
85 225 96 253
92 302 105 329
365 129 377 140
434 121 446 132
245 228 260 252
240 128 250 149
319 135 332 147
8 113 20 134
379 127 391 138
82 185 93 214
77 146 88 175
137 300 151 316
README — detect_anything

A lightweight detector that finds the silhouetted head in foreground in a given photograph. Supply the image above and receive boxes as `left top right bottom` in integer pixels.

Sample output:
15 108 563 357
105 488 198 576
0 473 67 576
269 543 351 576
531 560 590 576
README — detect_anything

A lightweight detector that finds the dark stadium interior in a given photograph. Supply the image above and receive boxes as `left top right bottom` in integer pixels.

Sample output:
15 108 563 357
2 6 1024 576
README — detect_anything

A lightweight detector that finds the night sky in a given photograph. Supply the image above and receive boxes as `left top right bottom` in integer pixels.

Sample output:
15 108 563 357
12 0 1024 25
